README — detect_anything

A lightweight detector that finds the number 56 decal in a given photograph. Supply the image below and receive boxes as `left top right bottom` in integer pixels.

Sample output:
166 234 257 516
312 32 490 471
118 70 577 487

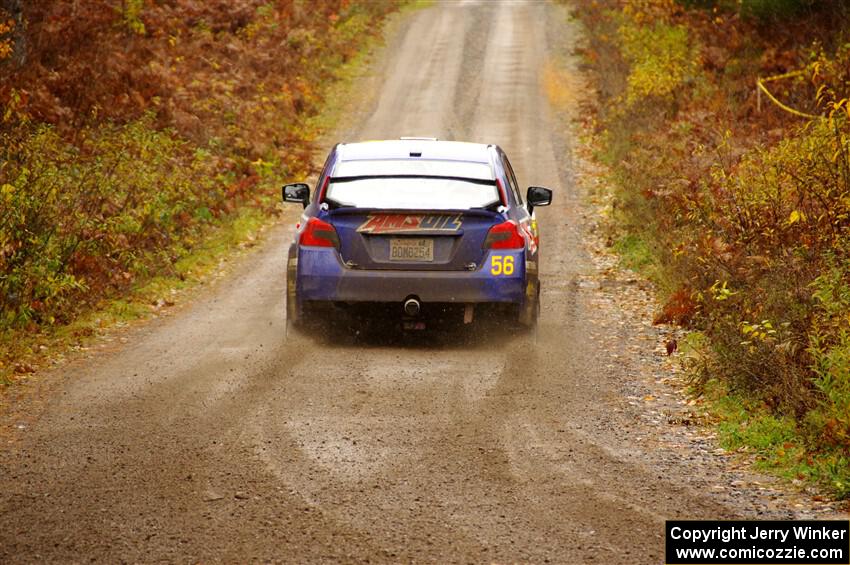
491 255 515 276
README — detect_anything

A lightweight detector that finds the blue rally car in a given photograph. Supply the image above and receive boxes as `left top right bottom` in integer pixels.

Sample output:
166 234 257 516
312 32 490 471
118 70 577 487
282 139 552 331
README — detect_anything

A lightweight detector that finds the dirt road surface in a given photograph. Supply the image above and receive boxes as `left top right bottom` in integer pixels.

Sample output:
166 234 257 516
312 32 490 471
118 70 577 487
0 2 835 563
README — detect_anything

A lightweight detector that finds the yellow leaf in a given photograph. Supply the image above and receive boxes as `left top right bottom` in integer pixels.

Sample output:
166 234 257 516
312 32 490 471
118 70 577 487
788 210 805 225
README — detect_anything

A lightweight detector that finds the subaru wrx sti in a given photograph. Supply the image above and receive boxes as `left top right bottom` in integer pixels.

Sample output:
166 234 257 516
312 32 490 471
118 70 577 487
282 139 552 331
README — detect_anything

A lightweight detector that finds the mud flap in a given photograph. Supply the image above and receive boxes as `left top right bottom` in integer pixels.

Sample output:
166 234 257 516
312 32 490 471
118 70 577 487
518 279 539 328
285 247 301 339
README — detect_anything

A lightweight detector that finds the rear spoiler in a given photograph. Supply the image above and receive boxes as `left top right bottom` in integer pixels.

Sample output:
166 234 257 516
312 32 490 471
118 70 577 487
329 174 496 186
325 207 502 218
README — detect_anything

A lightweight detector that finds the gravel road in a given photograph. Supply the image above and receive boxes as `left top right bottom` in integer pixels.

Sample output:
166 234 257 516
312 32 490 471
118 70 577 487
1 1 840 563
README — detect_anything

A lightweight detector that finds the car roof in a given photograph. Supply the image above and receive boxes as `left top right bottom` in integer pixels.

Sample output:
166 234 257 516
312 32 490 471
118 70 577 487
337 139 493 163
332 140 497 180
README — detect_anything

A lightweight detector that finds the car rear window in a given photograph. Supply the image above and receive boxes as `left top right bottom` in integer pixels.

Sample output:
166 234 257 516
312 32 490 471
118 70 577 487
325 177 501 210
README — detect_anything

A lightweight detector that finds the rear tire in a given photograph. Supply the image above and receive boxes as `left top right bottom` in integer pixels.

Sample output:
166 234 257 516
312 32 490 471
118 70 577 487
288 301 338 341
285 259 305 340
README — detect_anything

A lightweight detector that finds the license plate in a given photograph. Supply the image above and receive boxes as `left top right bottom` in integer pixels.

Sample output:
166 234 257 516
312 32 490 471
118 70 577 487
389 238 433 262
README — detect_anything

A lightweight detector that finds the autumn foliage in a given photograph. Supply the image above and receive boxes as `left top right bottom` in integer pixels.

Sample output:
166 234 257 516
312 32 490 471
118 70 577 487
0 1 398 340
575 0 850 496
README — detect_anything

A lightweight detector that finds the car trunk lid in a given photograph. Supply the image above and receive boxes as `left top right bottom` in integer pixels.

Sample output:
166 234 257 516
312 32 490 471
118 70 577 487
326 208 504 271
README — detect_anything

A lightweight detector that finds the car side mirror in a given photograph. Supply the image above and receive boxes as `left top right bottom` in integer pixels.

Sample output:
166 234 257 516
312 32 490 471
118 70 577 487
526 186 552 213
282 182 310 208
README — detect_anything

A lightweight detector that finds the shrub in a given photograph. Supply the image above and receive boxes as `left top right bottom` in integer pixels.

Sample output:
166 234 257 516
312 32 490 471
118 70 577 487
618 18 696 107
807 259 850 451
0 115 222 329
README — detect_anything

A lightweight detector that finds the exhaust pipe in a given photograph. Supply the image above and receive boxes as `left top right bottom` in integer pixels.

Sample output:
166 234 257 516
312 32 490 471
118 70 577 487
403 297 421 317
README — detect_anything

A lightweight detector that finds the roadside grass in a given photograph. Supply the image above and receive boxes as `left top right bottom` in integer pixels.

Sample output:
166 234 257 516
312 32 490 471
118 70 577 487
401 0 435 11
602 164 679 299
613 233 656 273
677 334 850 499
703 378 850 500
542 58 586 114
590 122 678 293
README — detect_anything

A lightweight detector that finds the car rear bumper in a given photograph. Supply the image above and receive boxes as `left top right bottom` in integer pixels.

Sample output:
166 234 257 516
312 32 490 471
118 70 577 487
295 247 527 303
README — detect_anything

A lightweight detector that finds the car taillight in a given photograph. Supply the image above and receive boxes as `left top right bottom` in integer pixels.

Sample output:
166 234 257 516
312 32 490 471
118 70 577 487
300 217 340 248
483 220 525 249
